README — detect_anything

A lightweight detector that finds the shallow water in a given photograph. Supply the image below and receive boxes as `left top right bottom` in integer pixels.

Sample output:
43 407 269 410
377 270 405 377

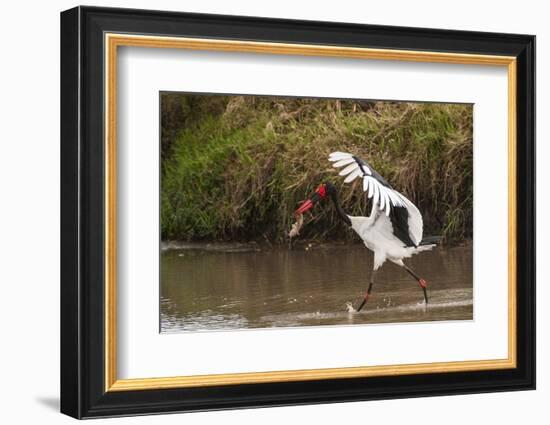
160 243 473 332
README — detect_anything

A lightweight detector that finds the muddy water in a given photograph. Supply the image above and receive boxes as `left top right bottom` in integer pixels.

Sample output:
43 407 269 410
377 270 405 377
160 243 473 332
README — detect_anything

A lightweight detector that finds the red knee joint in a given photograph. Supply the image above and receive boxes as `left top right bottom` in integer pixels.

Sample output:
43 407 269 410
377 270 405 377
419 279 428 288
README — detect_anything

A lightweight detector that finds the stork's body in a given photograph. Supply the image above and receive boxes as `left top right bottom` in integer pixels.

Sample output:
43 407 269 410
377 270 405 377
294 152 436 311
350 206 435 270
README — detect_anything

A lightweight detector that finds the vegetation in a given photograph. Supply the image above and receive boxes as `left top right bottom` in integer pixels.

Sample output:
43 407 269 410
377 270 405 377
161 94 473 244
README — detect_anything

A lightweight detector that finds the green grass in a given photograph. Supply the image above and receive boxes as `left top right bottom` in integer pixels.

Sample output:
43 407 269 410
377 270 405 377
161 95 473 244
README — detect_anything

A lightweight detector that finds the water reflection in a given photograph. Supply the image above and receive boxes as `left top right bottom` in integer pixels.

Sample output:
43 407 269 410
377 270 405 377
160 244 473 332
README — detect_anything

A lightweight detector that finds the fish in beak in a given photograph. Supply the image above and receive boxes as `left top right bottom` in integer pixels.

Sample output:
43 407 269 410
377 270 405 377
289 184 328 239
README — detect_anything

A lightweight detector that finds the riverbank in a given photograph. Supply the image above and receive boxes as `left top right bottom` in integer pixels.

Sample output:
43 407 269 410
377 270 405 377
161 95 473 245
161 239 473 253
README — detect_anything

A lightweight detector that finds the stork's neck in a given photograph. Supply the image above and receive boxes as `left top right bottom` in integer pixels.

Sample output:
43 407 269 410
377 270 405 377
328 188 352 227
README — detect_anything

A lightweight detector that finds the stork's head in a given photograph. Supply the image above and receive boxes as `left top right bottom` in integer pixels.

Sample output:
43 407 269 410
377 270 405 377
294 182 335 216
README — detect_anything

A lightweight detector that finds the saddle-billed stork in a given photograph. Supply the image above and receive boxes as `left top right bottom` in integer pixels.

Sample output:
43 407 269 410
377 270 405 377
292 151 436 312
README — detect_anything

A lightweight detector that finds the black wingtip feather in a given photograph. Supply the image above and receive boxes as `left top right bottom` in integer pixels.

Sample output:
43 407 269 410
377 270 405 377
389 206 416 247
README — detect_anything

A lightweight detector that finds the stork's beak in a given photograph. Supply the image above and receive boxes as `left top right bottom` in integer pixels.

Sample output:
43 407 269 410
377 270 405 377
295 191 322 216
294 184 327 216
295 198 314 215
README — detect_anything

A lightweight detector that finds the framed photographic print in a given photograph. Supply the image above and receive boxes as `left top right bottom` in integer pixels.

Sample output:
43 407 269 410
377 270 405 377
60 6 535 419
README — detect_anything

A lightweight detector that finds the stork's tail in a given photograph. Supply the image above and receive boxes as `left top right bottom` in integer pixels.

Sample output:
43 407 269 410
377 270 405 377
414 243 436 253
419 235 441 246
413 235 440 253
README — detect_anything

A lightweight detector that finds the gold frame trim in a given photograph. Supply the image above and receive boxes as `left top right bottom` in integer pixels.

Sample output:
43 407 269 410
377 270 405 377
104 33 518 392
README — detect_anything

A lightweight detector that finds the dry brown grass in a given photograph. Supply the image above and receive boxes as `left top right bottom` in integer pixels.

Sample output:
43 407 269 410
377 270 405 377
161 95 472 244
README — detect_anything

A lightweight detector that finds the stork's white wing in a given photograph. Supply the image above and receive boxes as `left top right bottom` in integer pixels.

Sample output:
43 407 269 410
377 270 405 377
328 151 423 245
329 151 403 216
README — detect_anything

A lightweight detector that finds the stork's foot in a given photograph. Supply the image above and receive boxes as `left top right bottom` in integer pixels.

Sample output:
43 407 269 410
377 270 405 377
418 279 429 304
403 263 429 305
355 293 370 312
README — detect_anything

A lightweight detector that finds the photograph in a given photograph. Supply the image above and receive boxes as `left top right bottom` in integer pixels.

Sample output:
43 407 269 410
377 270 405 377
159 93 474 332
58 5 535 419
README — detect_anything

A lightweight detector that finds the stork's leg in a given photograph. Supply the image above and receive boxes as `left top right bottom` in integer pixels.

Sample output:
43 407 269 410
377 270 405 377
356 269 376 312
355 253 384 312
402 262 429 304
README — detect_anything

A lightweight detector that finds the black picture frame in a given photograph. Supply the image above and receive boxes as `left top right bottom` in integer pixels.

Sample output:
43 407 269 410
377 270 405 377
61 5 535 419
